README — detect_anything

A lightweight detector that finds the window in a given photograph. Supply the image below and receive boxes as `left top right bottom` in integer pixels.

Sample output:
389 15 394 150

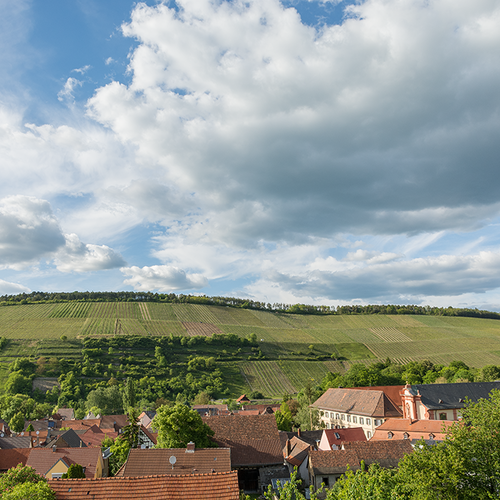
341 414 345 421
346 415 351 422
366 418 371 425
353 416 357 423
439 413 447 420
51 473 63 479
429 433 435 440
322 477 330 488
387 432 393 439
334 432 341 439
336 413 340 419
375 419 382 427
367 431 372 438
359 417 364 425
403 433 409 440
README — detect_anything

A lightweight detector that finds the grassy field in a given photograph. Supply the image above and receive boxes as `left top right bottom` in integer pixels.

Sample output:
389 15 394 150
2 302 500 396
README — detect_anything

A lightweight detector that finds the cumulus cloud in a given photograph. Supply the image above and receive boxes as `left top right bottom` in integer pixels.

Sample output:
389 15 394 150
121 265 208 291
86 0 500 245
0 278 31 295
55 233 127 273
258 251 500 301
0 195 125 272
72 65 91 74
0 195 66 267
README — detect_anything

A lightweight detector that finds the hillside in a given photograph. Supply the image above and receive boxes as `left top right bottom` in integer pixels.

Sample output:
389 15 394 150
2 302 500 397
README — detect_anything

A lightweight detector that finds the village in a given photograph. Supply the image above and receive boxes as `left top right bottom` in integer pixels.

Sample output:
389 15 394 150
2 380 498 499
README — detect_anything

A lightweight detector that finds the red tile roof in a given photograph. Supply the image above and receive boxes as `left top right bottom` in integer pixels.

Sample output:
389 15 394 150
371 418 455 441
26 447 102 478
321 428 367 450
121 447 231 476
0 448 31 471
283 436 311 467
311 388 402 418
310 440 413 474
355 386 404 408
48 471 240 499
203 415 283 467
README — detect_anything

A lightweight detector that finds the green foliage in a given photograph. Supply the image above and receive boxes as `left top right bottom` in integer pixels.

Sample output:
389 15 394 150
0 464 47 494
122 378 137 412
86 385 122 415
1 482 56 500
275 402 293 431
4 373 32 396
154 403 216 448
264 469 320 500
61 464 85 479
9 412 25 433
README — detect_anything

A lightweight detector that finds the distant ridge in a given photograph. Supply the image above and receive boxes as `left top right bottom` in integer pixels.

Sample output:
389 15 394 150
1 291 499 320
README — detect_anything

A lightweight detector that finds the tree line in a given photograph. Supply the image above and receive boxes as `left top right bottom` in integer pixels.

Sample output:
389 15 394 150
1 291 499 320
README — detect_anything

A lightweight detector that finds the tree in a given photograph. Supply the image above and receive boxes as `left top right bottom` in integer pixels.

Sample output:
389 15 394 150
4 372 32 395
1 482 56 500
275 402 293 431
61 464 85 479
0 464 47 494
154 403 216 448
122 378 137 411
121 407 140 449
9 412 25 433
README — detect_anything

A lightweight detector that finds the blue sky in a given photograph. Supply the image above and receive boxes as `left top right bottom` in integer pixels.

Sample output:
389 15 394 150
1 0 500 310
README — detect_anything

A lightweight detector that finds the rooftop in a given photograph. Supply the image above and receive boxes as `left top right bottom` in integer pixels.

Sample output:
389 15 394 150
48 471 240 500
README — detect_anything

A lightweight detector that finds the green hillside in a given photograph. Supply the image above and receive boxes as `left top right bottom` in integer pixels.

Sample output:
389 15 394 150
2 302 500 396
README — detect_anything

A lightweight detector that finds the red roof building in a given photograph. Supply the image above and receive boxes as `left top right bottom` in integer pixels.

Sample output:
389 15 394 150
48 471 240 500
371 418 455 443
318 428 367 451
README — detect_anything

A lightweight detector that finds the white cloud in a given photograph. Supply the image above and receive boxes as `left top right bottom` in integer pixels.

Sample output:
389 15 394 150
0 278 31 295
121 265 208 291
0 195 66 268
0 195 125 272
55 233 126 273
58 77 83 103
105 57 115 65
72 65 91 74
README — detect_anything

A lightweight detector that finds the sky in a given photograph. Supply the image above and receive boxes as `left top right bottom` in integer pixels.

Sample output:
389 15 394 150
1 0 500 310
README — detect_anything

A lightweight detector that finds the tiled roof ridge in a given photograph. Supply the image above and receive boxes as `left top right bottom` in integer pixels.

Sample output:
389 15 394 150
51 470 238 481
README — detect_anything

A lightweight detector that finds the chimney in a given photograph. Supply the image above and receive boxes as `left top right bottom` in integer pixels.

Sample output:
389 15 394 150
297 428 301 437
186 442 195 453
285 439 291 458
52 445 56 453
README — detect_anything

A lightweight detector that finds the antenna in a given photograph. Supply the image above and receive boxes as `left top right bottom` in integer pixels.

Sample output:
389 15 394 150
169 456 177 470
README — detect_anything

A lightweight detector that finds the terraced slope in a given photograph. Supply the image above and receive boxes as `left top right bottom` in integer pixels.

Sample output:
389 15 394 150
2 303 500 396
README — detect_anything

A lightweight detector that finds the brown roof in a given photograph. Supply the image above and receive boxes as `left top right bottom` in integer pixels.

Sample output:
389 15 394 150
284 437 311 467
0 448 31 471
26 447 102 478
203 415 282 467
311 388 402 418
48 471 240 499
371 418 454 442
343 440 413 468
100 415 129 431
310 449 361 474
355 386 404 408
121 447 231 476
236 395 250 403
310 440 413 474
62 420 102 431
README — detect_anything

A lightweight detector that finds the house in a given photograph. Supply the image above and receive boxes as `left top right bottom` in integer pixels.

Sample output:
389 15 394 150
26 447 106 479
371 418 455 443
138 410 156 428
45 429 86 449
56 408 75 421
279 429 323 449
203 414 286 493
79 425 118 448
400 381 500 421
237 394 251 404
192 405 228 417
318 428 367 451
0 436 33 449
118 443 231 476
0 448 31 472
309 440 413 490
283 436 312 485
48 471 240 500
310 388 402 439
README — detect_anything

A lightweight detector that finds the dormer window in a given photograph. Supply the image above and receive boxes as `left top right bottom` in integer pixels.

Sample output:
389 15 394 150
334 432 340 439
387 432 393 439
429 433 435 440
403 433 409 440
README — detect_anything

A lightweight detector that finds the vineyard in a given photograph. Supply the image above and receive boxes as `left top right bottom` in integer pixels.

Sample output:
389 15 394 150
2 302 500 397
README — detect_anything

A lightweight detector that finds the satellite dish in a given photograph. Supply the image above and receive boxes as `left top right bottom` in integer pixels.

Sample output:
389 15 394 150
1 433 4 437
36 431 40 435
169 456 177 469
21 432 24 436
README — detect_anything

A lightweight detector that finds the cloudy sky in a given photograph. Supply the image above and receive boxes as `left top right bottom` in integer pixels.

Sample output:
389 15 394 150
1 0 500 309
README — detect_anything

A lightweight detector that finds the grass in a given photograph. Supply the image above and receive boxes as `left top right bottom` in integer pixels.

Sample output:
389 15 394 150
4 303 500 395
